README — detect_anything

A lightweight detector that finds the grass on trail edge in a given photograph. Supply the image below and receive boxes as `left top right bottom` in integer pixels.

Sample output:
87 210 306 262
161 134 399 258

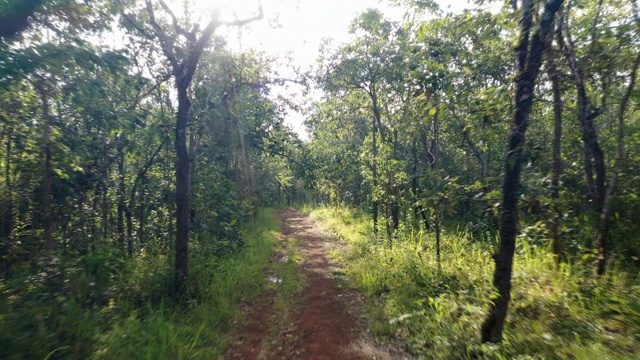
95 208 281 359
306 205 640 360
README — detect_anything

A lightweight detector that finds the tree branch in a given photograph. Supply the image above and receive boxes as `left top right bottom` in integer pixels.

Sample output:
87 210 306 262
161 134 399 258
157 0 196 42
182 1 263 87
145 0 179 72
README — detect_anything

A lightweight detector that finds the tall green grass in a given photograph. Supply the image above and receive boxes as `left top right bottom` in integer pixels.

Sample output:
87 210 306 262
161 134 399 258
94 208 280 359
0 208 281 359
308 206 640 360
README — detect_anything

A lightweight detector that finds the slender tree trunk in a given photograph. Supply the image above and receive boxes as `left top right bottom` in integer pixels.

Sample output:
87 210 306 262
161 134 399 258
117 137 125 252
38 85 54 252
127 138 165 256
78 195 88 254
126 206 133 256
90 187 98 253
188 125 199 225
596 51 640 275
391 129 400 233
481 0 563 343
2 135 13 278
101 138 110 245
461 129 486 178
138 177 146 246
558 20 606 213
411 142 429 231
435 211 441 266
432 111 442 265
548 44 564 262
372 112 379 234
102 181 108 243
175 83 191 293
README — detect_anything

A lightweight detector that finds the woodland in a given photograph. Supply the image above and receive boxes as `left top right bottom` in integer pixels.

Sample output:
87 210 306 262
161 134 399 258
1 0 639 359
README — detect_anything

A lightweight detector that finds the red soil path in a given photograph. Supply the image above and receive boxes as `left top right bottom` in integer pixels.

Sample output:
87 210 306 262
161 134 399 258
226 210 401 360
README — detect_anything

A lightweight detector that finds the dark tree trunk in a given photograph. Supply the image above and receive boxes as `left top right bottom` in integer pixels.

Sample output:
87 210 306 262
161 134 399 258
138 178 146 245
596 51 640 275
141 0 262 295
481 0 563 343
102 181 108 243
78 195 88 254
435 211 441 266
175 84 191 292
127 138 165 256
117 138 126 252
548 43 564 262
126 205 133 255
372 111 379 234
38 84 54 252
432 110 442 264
411 142 429 230
558 19 606 213
461 128 486 178
90 187 98 253
2 135 13 278
391 129 400 233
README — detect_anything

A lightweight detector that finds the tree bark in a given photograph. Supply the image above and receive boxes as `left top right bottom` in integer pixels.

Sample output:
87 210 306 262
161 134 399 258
411 142 429 231
141 0 262 295
481 0 564 343
2 135 13 278
596 51 640 275
548 42 564 262
175 84 190 292
37 83 54 252
432 110 441 265
372 107 379 234
127 137 166 256
558 18 606 213
117 137 126 252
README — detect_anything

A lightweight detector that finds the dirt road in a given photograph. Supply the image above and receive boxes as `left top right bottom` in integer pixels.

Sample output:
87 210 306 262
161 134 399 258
226 210 400 360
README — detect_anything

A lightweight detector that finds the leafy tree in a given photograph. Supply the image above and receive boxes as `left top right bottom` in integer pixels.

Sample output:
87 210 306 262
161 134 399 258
122 0 263 292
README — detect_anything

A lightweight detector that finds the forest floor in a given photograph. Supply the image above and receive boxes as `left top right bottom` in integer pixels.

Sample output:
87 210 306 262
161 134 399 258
225 209 404 360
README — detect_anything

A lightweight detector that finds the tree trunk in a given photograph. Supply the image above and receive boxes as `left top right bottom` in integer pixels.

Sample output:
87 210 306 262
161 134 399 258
128 138 165 256
90 187 98 253
481 0 563 343
558 20 606 213
2 135 13 278
38 84 54 252
141 0 262 295
411 142 429 231
102 181 108 244
189 125 197 225
372 110 379 234
596 51 640 275
432 110 441 265
548 43 564 262
139 178 146 246
435 211 441 266
117 137 125 252
175 83 191 293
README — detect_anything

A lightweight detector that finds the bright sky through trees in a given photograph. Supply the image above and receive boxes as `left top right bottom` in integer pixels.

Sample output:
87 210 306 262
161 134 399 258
200 0 484 139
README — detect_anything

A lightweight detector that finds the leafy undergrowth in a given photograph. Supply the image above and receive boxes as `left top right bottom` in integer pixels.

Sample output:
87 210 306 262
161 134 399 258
308 205 640 360
0 208 280 359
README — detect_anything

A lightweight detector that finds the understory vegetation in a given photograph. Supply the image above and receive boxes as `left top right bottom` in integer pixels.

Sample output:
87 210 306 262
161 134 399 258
1 208 280 359
310 206 640 359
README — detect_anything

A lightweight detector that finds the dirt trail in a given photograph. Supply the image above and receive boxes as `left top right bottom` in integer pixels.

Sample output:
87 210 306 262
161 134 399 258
226 209 401 360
